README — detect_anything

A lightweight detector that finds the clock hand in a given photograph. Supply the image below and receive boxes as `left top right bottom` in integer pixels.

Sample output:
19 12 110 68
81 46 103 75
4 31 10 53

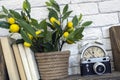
87 50 94 58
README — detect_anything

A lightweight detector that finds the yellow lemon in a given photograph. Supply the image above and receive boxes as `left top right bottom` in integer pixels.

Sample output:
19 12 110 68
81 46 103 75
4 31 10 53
24 42 31 47
67 21 73 28
35 30 42 35
50 17 56 24
66 39 74 44
50 17 60 25
10 24 20 33
56 20 60 25
28 33 33 40
67 27 74 32
63 32 69 38
8 17 15 24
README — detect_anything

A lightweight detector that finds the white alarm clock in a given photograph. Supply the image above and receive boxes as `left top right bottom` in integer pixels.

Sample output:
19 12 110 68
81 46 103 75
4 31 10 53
79 41 111 76
79 41 108 60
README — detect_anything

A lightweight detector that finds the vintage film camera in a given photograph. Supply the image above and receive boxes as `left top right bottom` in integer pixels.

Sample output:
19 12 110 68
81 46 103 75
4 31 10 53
79 42 111 76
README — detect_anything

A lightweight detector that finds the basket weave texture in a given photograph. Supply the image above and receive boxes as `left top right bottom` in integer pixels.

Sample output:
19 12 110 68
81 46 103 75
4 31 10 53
35 50 70 80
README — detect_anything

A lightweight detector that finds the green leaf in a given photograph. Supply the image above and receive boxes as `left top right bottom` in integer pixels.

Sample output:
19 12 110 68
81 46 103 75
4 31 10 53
9 10 22 19
48 8 58 19
43 42 54 52
31 18 39 27
39 19 47 31
46 22 55 30
18 20 36 37
23 0 31 13
0 14 7 18
45 2 52 6
55 22 62 34
68 27 84 41
21 11 26 19
62 11 72 22
0 21 10 29
20 29 32 44
2 6 8 14
49 0 60 12
52 31 57 44
50 0 55 3
52 2 60 12
66 38 75 44
73 27 84 40
38 20 47 38
78 14 83 22
72 15 78 27
44 31 52 42
82 21 92 27
63 4 68 14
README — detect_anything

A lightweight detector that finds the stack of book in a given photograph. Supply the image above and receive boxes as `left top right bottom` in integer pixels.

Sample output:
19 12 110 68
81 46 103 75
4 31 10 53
0 37 40 80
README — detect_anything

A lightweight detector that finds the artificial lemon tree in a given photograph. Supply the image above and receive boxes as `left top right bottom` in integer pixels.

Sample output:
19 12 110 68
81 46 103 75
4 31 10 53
43 0 92 51
0 0 92 53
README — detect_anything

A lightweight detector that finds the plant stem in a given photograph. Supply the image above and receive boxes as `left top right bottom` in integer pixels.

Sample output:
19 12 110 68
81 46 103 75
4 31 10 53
60 41 65 51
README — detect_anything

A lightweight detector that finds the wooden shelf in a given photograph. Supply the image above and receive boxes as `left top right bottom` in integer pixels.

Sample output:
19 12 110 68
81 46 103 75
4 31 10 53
61 71 120 80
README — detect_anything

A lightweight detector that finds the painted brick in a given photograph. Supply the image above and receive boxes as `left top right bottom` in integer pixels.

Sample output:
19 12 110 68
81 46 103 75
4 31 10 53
102 26 111 38
102 24 120 38
30 0 48 6
119 12 120 22
99 0 120 13
71 0 101 3
21 0 47 7
69 3 98 15
29 0 71 6
69 54 80 67
107 51 113 61
69 66 80 75
62 43 78 55
0 0 48 11
0 28 9 36
56 0 71 5
30 7 48 20
84 13 119 27
26 0 71 6
111 62 115 71
0 0 23 10
83 27 102 39
102 38 111 50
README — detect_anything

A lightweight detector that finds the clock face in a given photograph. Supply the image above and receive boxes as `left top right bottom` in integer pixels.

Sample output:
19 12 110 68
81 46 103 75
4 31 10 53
83 46 105 59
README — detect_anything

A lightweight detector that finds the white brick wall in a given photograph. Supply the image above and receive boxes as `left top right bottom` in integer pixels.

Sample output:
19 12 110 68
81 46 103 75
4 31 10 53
31 7 48 20
0 0 120 75
84 13 119 27
69 3 99 15
99 0 120 13
83 27 102 38
71 0 101 3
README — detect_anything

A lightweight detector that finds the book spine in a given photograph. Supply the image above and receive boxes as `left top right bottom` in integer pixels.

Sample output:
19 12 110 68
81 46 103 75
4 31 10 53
18 44 32 80
24 47 40 80
1 37 20 80
12 44 27 80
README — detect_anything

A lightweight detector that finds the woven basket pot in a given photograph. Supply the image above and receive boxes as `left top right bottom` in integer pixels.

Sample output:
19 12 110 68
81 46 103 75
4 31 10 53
35 50 70 80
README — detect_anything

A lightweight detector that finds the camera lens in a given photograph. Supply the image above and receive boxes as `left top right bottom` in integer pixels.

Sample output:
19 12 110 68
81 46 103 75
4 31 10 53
96 65 105 73
93 62 106 75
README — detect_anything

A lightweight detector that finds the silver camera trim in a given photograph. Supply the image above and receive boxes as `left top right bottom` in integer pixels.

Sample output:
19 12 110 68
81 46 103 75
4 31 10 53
93 62 106 75
81 57 110 63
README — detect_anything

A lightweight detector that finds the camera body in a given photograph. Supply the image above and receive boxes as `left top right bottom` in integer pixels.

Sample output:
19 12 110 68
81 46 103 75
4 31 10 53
80 57 111 76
